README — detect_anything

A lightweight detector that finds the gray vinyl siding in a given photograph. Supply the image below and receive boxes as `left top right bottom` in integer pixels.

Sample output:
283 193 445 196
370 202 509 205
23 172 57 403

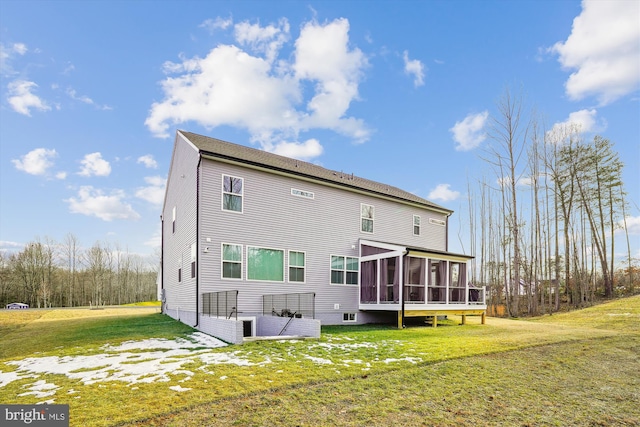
162 133 199 316
197 156 448 320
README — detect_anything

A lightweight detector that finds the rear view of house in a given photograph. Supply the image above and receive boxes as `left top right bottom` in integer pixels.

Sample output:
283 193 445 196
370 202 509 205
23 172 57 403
161 131 486 343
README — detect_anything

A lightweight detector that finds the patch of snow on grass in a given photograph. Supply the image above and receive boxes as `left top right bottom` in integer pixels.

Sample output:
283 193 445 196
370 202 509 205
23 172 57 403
0 370 28 387
169 385 191 392
18 380 59 398
197 351 265 367
304 355 333 365
342 359 364 365
2 334 263 392
104 332 227 351
314 342 379 351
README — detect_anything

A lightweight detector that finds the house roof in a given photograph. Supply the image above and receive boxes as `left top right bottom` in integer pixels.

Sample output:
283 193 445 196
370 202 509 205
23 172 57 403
179 130 452 214
360 239 474 260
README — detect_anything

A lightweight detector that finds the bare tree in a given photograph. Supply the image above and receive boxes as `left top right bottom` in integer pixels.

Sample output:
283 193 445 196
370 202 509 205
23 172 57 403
62 233 80 307
84 242 109 306
484 87 530 316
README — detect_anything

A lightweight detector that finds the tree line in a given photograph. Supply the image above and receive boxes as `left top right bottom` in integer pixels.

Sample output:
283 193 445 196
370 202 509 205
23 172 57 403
469 88 638 317
0 233 158 308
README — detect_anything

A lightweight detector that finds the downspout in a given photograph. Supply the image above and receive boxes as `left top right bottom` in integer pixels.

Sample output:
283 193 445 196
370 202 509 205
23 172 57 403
160 214 164 313
195 156 201 327
445 214 450 252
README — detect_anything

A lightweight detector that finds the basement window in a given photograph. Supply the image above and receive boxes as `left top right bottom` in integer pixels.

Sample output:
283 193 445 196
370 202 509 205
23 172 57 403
343 312 357 322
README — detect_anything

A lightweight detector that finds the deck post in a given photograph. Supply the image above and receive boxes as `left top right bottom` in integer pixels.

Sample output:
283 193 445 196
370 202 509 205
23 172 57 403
397 310 403 329
461 314 466 325
432 313 438 328
481 312 486 324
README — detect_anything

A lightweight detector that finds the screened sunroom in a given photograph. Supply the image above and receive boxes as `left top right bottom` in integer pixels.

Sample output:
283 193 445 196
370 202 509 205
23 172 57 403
358 240 486 326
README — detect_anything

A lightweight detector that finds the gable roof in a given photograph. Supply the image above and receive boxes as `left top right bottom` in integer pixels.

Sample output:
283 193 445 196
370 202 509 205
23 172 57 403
179 130 452 214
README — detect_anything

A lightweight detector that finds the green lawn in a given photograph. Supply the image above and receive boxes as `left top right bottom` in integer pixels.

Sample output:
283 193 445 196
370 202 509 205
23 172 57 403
1 297 638 426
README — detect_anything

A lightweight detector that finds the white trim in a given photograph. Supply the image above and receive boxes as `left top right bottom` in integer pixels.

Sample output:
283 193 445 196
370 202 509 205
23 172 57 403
359 239 406 255
413 215 421 236
221 243 243 280
407 250 472 263
247 245 285 283
221 174 244 213
288 250 306 284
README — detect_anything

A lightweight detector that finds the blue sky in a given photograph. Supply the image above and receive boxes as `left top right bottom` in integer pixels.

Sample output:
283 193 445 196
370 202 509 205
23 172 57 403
1 0 639 264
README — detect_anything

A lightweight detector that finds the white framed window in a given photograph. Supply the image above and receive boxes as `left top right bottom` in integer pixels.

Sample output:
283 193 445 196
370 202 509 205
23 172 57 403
172 206 176 233
190 243 196 278
222 243 242 280
291 188 314 199
330 255 359 285
413 215 421 236
361 204 374 233
247 246 284 282
222 174 243 212
177 255 182 283
343 312 357 322
288 250 306 283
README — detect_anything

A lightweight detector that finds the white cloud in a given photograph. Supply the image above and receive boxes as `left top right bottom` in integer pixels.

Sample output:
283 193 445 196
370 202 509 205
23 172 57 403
144 229 162 249
146 17 370 159
267 138 323 161
294 18 369 141
135 176 166 206
549 0 640 105
146 44 300 140
137 155 158 169
67 88 112 110
13 43 27 55
79 152 111 177
12 148 57 175
1 42 27 75
402 50 425 87
497 175 532 188
234 18 289 64
428 184 460 202
200 17 233 33
55 171 67 180
450 111 489 151
66 186 140 221
7 80 51 116
619 216 640 235
62 62 75 75
0 240 24 254
546 109 604 143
